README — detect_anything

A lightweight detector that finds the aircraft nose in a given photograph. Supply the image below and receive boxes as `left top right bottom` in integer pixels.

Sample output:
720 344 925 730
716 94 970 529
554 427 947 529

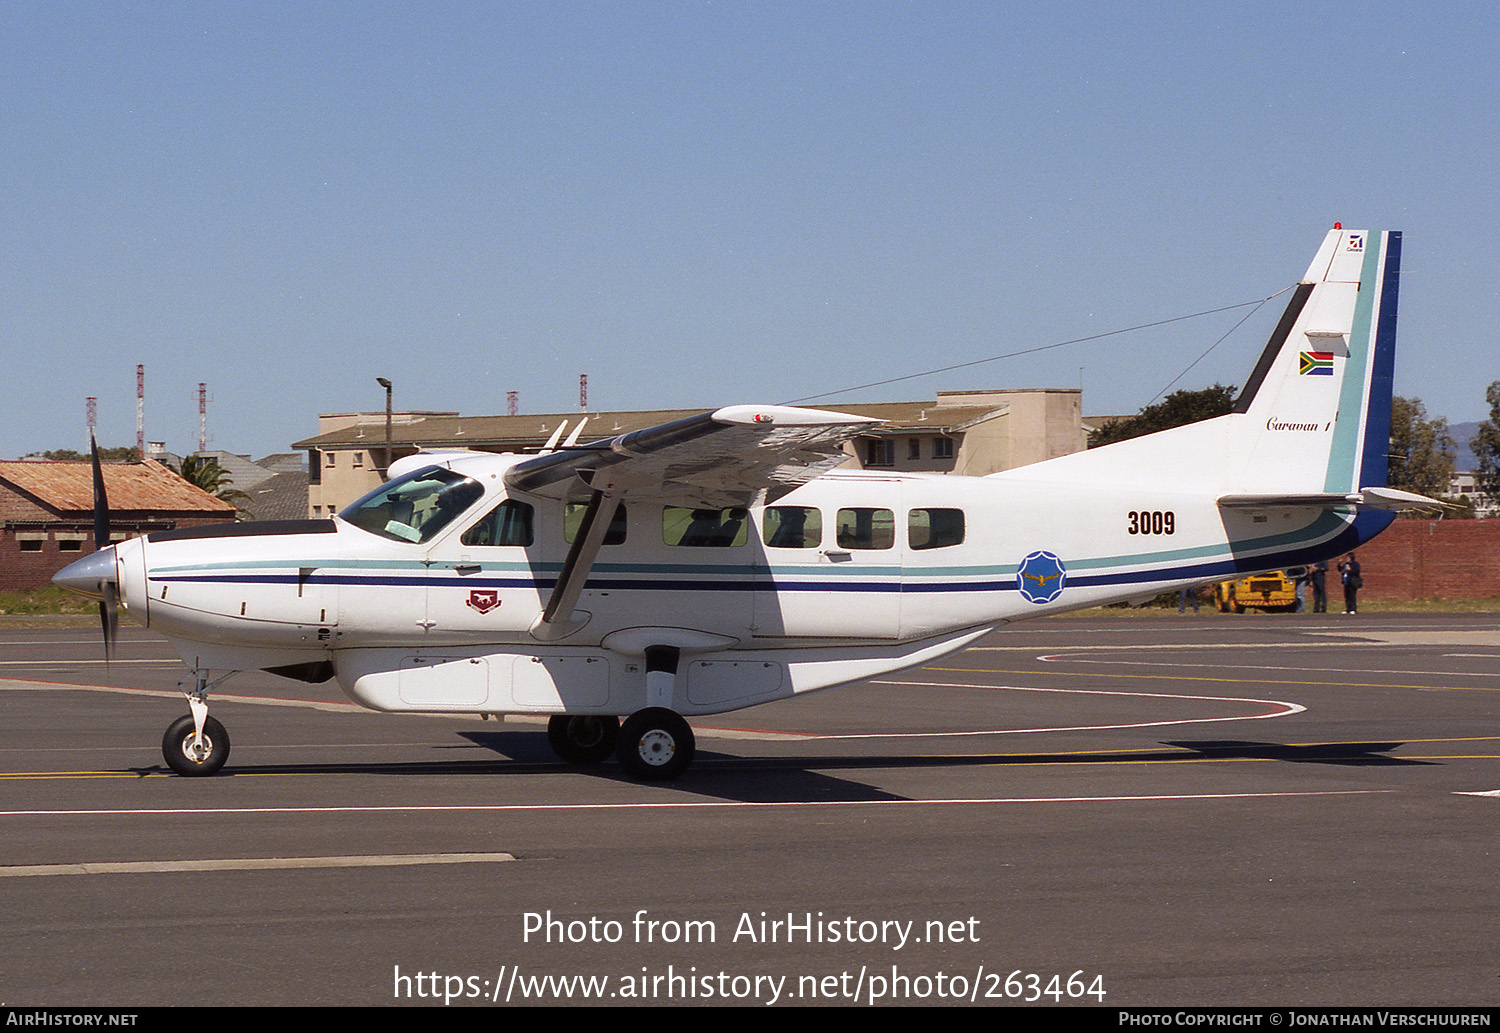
53 546 118 599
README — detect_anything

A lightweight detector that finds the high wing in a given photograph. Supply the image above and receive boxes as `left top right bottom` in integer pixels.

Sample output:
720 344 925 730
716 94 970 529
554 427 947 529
504 404 881 507
503 404 881 639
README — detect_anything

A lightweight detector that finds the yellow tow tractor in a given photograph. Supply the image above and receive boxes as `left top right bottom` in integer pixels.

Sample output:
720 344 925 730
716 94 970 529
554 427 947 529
1215 568 1307 613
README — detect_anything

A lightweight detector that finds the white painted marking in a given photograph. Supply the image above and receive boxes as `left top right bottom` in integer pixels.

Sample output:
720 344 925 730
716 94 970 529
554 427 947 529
1037 656 1500 680
1455 790 1500 798
845 681 1301 739
0 678 363 713
0 852 517 878
0 791 1390 821
0 659 179 667
974 642 1344 652
1307 630 1500 647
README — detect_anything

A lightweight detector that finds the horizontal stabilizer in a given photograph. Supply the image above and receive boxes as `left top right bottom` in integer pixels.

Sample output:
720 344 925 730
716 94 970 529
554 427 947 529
1218 487 1446 512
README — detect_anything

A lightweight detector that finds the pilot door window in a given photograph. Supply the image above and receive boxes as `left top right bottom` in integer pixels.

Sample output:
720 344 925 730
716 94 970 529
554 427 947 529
340 468 484 544
761 506 822 549
563 501 627 545
836 508 895 550
460 500 535 547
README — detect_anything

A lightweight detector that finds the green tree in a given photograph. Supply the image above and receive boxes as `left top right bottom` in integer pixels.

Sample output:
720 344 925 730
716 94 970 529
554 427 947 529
1471 381 1500 505
1088 384 1238 447
172 455 251 512
1387 396 1455 499
24 446 139 462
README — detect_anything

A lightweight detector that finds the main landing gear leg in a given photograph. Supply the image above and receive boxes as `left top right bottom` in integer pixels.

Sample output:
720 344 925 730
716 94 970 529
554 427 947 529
613 646 695 780
162 670 234 776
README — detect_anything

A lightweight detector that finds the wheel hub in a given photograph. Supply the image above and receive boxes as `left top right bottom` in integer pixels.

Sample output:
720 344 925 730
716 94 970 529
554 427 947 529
182 734 213 763
570 717 606 749
637 729 676 766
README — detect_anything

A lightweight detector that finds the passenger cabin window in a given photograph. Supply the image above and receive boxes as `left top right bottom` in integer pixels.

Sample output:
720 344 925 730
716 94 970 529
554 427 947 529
762 506 822 549
564 501 627 545
836 508 895 550
340 467 484 544
909 508 965 550
461 500 535 547
663 507 748 547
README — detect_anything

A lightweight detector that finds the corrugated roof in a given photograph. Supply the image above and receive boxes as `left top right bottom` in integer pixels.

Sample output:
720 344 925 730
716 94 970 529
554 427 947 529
0 460 239 514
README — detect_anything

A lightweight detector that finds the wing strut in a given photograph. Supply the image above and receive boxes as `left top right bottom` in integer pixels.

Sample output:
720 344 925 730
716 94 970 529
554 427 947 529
531 489 619 641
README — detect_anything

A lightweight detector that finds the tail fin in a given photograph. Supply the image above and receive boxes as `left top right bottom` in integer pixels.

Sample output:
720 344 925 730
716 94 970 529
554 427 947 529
1232 227 1400 495
997 227 1402 499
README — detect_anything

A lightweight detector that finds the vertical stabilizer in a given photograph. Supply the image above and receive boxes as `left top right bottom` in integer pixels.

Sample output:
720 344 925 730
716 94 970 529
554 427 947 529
1233 228 1400 495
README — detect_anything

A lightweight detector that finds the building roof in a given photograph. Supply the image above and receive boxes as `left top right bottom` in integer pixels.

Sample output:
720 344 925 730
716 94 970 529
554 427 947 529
242 469 310 521
0 460 238 514
254 453 307 474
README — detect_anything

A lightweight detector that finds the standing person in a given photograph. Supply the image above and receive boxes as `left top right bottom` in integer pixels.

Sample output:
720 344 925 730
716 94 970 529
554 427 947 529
1338 553 1362 614
1178 585 1200 614
1310 560 1329 613
1290 566 1308 613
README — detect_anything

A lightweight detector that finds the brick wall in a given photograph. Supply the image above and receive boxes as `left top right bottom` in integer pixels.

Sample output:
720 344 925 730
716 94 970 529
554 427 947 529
1350 520 1500 601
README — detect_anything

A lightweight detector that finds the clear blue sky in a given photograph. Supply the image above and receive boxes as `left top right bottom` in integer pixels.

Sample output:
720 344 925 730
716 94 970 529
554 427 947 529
3 1 1495 460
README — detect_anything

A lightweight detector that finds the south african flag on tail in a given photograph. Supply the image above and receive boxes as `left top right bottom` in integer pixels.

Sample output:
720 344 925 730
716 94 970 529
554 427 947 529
1299 351 1334 376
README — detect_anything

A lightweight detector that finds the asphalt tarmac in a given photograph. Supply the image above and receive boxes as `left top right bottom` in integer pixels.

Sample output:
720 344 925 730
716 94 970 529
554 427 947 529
2 612 1497 1007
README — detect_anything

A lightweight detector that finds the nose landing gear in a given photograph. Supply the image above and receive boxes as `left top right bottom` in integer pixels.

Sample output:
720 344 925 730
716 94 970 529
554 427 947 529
161 669 235 776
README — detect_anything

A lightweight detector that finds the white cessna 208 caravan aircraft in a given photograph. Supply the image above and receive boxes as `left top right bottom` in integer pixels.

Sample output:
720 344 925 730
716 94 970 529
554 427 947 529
56 227 1432 780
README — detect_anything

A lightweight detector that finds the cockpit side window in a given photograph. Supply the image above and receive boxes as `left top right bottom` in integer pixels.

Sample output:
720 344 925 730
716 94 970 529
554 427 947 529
461 500 535 547
340 467 484 544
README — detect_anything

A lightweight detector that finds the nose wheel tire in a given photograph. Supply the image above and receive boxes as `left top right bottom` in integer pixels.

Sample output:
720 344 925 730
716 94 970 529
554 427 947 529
162 715 231 776
547 714 620 764
616 707 694 781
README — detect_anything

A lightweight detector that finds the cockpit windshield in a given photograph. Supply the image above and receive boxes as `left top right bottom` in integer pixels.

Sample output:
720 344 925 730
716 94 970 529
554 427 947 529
339 466 485 544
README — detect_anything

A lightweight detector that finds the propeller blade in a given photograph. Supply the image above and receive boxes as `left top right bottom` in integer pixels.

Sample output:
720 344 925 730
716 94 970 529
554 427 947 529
99 583 119 663
90 433 116 663
90 433 111 550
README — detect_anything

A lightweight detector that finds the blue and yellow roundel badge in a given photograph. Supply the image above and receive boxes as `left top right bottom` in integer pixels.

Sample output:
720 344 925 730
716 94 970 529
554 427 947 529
1017 551 1067 604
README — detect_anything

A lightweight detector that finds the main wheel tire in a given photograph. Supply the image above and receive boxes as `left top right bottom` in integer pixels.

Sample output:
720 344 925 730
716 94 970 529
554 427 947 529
162 715 231 776
616 708 695 781
547 714 620 764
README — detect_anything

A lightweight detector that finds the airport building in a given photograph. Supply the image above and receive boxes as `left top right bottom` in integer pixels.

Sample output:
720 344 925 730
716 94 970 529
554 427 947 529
0 460 238 591
293 389 1087 517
